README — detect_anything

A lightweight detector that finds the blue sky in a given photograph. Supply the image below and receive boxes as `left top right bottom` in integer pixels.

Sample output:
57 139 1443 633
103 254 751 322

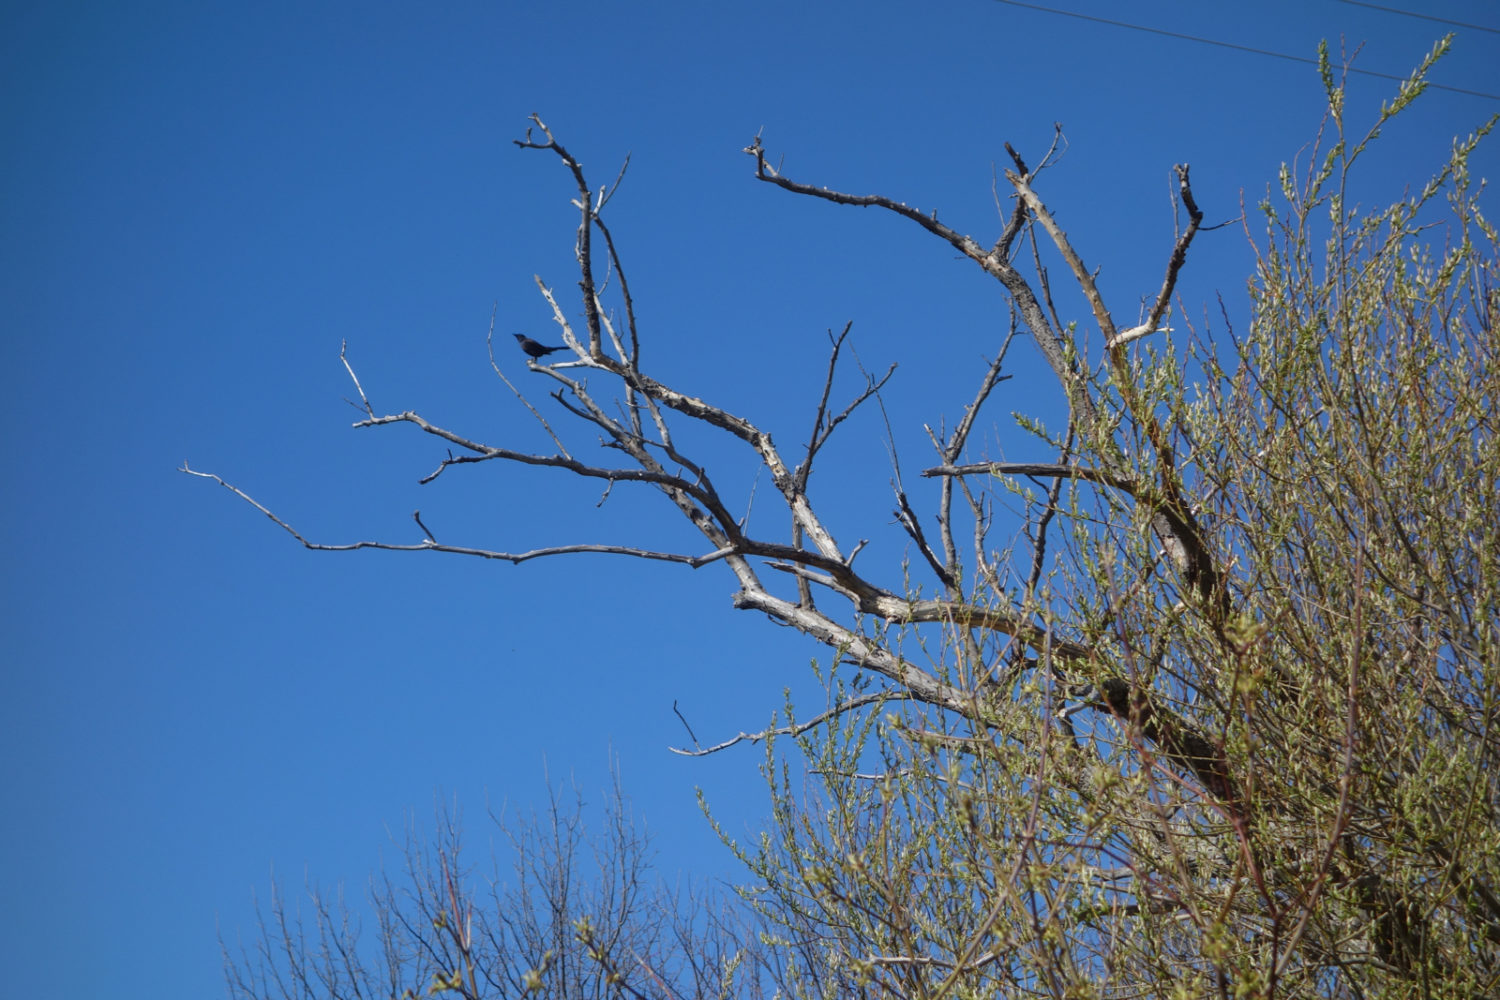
3 2 1496 996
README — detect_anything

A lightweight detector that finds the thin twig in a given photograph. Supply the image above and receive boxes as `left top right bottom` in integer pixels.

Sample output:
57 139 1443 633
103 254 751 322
340 340 374 418
669 689 910 756
486 305 572 459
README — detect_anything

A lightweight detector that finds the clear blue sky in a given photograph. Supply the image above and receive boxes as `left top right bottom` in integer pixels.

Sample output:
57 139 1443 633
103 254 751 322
3 2 1495 996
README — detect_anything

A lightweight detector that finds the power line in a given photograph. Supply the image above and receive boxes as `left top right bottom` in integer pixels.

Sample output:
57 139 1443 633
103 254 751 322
989 0 1500 101
1335 0 1500 36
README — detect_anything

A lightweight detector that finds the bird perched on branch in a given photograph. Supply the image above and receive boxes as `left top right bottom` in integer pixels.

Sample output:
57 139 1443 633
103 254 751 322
513 333 567 359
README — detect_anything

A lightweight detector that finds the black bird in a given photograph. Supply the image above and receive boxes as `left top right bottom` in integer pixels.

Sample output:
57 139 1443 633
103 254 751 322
513 333 567 359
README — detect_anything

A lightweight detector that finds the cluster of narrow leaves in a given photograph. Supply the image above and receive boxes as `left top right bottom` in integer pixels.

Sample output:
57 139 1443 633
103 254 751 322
733 43 1499 1000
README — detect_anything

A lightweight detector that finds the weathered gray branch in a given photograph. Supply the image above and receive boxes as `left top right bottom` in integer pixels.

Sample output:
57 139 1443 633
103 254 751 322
743 136 1099 435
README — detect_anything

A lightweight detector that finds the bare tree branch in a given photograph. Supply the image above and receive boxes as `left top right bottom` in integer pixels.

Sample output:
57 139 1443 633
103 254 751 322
670 689 912 757
744 135 1099 435
922 460 1135 493
180 465 735 567
515 115 605 356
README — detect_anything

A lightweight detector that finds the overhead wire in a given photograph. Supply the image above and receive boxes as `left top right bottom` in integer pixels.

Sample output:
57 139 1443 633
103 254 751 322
989 0 1500 101
1334 0 1500 35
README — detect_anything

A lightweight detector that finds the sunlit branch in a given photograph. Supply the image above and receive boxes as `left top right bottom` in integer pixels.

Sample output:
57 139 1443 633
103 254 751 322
744 134 1099 434
922 460 1135 494
484 318 572 458
670 689 912 757
180 465 736 568
514 115 604 356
